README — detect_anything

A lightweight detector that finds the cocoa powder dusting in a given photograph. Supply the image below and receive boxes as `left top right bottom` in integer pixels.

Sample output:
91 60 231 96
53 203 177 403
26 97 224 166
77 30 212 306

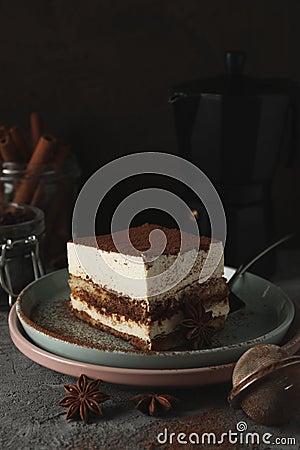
72 223 212 255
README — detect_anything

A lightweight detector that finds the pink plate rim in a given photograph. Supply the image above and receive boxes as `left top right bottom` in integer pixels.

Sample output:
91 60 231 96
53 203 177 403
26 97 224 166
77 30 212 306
8 302 300 387
9 303 233 386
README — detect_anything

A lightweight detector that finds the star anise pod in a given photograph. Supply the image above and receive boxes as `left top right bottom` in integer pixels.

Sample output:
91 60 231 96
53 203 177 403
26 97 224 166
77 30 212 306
59 374 110 423
131 393 178 416
181 299 215 349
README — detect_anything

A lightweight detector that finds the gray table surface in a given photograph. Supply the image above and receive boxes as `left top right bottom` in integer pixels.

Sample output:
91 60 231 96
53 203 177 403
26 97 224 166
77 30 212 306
1 250 300 450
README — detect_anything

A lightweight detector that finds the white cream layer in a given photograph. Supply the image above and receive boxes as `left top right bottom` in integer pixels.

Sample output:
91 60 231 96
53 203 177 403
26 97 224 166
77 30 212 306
67 239 224 299
70 295 180 343
70 294 229 344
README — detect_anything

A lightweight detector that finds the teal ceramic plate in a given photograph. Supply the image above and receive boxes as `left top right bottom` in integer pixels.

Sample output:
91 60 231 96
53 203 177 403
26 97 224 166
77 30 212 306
16 268 295 370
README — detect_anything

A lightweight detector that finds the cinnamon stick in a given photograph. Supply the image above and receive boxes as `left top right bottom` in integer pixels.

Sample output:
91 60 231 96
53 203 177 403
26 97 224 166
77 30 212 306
30 143 71 208
0 134 21 162
13 135 56 205
9 126 31 162
30 112 44 148
29 135 56 166
30 181 46 207
0 126 7 140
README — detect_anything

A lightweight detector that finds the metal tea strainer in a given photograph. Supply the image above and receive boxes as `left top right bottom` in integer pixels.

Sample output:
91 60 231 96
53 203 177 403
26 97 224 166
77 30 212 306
229 344 300 425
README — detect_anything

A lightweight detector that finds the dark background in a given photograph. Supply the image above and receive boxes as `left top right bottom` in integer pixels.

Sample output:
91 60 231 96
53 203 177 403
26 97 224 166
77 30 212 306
0 0 300 256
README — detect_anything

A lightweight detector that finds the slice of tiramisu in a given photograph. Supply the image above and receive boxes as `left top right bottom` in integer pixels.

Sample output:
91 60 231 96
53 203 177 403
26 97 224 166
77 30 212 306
67 223 229 351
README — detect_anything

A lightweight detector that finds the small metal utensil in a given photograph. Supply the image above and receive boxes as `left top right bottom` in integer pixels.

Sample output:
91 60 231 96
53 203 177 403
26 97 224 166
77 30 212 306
228 233 294 313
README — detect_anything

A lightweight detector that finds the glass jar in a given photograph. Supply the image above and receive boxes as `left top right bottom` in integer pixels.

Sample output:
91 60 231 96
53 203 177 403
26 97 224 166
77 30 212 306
0 202 44 306
0 154 80 270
